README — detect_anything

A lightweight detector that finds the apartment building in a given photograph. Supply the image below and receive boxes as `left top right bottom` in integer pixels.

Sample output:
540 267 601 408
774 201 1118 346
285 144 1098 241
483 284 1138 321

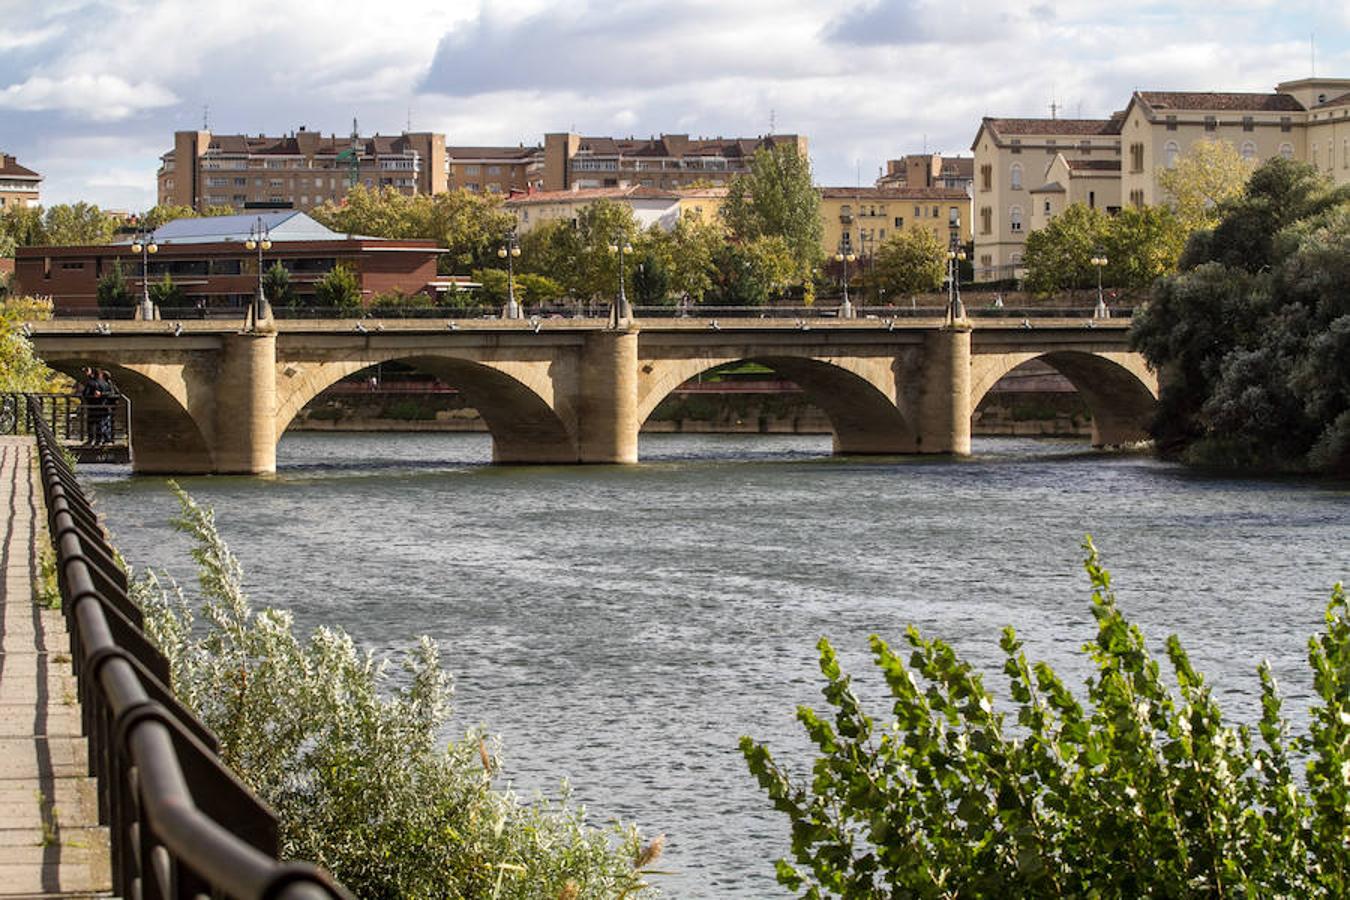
158 128 448 213
0 154 41 209
819 187 972 260
876 153 974 193
973 76 1350 280
542 132 808 191
446 145 544 195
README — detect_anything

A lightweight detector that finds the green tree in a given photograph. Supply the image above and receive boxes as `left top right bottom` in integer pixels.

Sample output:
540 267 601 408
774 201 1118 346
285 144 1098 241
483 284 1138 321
139 204 200 230
148 273 184 307
1157 139 1254 233
96 259 135 311
743 537 1350 897
721 143 823 287
0 204 44 247
655 215 727 304
133 485 661 899
313 263 362 312
1131 157 1350 473
571 200 641 301
0 296 66 392
262 261 295 307
710 236 796 306
631 251 672 305
515 272 566 307
1103 204 1188 290
871 226 945 297
41 202 118 245
519 220 583 297
1022 203 1112 293
471 267 511 306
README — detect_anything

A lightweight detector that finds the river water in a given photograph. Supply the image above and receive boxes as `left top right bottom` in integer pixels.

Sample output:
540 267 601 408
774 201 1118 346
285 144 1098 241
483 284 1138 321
85 433 1348 897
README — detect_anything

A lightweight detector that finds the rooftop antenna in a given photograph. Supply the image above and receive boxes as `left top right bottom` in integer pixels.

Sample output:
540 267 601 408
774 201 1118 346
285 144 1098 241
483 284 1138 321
1049 98 1060 119
202 104 209 130
406 106 412 132
769 108 776 134
1311 33 1316 75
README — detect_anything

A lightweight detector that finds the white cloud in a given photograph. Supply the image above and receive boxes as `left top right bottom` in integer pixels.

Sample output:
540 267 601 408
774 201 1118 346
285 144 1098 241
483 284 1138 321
0 74 177 120
0 24 63 50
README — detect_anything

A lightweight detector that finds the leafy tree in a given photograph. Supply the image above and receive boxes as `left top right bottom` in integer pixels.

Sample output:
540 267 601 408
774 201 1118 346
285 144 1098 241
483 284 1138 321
743 537 1350 898
647 215 727 304
1103 205 1188 290
262 261 295 307
41 202 118 245
0 296 66 392
96 259 135 310
709 236 796 306
1131 157 1350 473
1157 139 1254 233
721 143 823 286
568 200 641 301
138 204 200 230
519 220 583 296
133 484 661 899
148 273 185 307
871 226 945 297
0 204 44 247
1022 204 1111 293
313 263 362 312
631 251 672 305
471 267 511 306
515 272 566 307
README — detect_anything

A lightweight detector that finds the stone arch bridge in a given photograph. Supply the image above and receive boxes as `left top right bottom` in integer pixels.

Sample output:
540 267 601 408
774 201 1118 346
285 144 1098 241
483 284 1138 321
29 318 1157 474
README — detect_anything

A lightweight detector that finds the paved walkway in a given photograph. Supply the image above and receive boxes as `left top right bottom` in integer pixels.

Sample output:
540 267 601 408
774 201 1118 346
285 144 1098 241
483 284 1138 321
0 437 110 898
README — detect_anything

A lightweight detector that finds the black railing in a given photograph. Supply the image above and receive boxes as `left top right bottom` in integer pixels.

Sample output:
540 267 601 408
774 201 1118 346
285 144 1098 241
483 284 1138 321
3 392 131 446
26 396 350 900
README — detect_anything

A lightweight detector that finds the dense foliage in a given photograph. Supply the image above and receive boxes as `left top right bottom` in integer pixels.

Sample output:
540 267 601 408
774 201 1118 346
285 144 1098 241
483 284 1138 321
743 538 1350 898
0 201 121 246
96 260 135 311
721 143 823 291
0 296 65 392
133 484 662 899
1156 140 1254 234
1131 157 1350 474
1023 203 1187 295
312 263 362 312
870 227 946 297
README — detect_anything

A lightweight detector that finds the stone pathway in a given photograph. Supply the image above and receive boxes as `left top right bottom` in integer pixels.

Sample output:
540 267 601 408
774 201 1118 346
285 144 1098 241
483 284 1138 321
0 437 110 898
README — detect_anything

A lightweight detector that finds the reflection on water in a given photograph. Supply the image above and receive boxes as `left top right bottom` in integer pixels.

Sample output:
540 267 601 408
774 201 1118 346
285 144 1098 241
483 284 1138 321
85 433 1350 898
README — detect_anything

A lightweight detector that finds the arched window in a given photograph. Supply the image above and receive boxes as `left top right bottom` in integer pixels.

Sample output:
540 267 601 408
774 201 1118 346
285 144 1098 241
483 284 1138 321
1240 141 1257 160
1010 163 1023 190
1164 140 1180 169
1279 143 1295 160
1009 205 1024 233
1009 252 1023 266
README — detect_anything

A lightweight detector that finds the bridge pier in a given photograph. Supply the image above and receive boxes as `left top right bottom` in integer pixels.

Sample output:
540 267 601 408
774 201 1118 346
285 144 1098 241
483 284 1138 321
578 327 639 464
212 332 277 475
917 326 972 455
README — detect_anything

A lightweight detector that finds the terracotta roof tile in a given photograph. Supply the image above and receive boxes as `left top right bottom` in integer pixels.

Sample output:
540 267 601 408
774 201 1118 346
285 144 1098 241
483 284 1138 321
503 186 679 205
818 186 969 200
1137 91 1305 112
983 117 1122 137
0 155 40 179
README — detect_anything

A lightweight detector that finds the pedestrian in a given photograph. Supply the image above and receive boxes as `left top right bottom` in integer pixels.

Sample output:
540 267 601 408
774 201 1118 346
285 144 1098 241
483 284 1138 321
96 370 119 445
78 368 101 445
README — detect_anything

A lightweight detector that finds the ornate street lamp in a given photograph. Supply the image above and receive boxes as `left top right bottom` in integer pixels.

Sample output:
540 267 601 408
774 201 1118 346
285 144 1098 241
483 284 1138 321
129 224 158 321
946 237 967 323
243 217 273 328
608 236 634 327
1091 252 1110 319
498 231 522 320
834 233 857 319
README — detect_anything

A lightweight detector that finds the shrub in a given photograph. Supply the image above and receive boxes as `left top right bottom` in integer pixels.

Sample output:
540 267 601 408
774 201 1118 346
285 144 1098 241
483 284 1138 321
133 484 662 899
313 263 362 312
742 538 1350 897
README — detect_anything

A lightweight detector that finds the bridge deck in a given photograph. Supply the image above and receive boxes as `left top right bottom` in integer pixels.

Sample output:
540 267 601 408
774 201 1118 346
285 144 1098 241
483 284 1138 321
0 437 111 897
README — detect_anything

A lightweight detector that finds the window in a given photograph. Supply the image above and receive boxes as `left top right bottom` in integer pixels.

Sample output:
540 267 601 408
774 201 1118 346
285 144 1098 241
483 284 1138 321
980 206 992 235
948 207 960 225
1010 163 1022 190
234 177 247 186
1009 206 1023 233
1280 117 1292 133
1242 116 1254 132
1166 115 1177 131
879 228 886 239
1241 141 1257 160
1343 139 1349 169
914 205 920 218
207 177 227 187
1204 116 1217 132
487 166 501 175
1164 140 1180 169
931 206 939 217
269 178 283 187
1130 143 1145 173
980 163 992 191
1129 189 1145 208
1010 139 1022 155
1279 143 1294 160
1009 252 1023 266
60 261 85 270
894 216 903 227
1044 200 1052 215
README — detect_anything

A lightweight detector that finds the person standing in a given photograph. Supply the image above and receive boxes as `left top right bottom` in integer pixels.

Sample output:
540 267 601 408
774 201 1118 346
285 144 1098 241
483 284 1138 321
78 368 101 445
94 370 118 445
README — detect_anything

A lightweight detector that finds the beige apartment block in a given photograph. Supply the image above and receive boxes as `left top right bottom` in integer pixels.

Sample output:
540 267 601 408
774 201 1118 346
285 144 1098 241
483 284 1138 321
0 154 40 210
541 132 808 192
158 128 447 213
446 145 543 195
974 76 1350 281
876 153 974 193
819 187 972 259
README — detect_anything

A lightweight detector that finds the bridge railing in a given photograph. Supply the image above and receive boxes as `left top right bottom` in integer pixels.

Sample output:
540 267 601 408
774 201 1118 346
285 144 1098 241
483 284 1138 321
24 396 351 900
2 392 131 447
50 303 1133 322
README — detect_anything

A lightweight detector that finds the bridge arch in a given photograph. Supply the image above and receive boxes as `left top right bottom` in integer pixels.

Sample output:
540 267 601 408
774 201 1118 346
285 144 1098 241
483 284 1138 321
970 350 1158 446
44 361 213 473
638 352 921 454
275 351 580 464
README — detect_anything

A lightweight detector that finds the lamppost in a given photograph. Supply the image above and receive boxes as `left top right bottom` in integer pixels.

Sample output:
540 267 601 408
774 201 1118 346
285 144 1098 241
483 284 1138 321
608 235 633 327
946 235 967 323
1091 251 1110 319
129 224 158 321
834 233 856 319
243 217 273 328
498 231 522 319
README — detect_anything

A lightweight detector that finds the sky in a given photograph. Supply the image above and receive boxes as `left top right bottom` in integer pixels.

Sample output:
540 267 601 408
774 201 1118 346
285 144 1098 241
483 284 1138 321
1 0 1347 211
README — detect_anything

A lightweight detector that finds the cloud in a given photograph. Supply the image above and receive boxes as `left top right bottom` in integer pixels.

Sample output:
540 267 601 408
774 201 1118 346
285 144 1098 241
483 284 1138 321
823 0 1030 46
0 24 63 50
0 74 177 120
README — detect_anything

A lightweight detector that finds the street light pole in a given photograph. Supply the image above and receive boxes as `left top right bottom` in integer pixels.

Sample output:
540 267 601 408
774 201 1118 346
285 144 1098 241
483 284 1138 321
834 233 856 319
608 235 633 327
130 224 158 321
243 217 273 329
1091 251 1110 319
498 231 522 319
946 229 967 323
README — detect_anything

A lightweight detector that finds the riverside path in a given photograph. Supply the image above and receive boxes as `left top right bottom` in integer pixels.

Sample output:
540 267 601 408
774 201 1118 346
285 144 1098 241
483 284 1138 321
0 436 110 897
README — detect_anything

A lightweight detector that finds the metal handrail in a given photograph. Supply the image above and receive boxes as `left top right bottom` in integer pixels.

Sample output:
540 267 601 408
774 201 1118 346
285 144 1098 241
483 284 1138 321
25 396 350 900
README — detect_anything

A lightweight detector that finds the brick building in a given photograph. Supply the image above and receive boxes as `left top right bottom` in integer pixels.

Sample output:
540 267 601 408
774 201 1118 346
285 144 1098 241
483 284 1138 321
542 132 807 191
0 154 41 209
13 211 445 314
446 145 544 195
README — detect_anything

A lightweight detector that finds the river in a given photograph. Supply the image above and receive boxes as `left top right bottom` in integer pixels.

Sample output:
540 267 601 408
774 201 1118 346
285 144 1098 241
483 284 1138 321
84 433 1349 897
